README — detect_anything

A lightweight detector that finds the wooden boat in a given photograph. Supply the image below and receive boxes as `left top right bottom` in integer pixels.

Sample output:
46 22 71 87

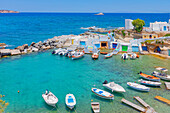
72 52 84 60
104 53 113 59
127 82 150 92
152 67 170 81
139 71 160 82
65 94 76 110
91 102 100 113
91 88 114 100
42 90 58 107
92 53 99 59
103 80 126 93
100 52 108 55
138 79 161 87
121 53 128 60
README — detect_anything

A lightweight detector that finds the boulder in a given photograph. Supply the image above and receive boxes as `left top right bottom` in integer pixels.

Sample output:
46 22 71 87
0 49 11 56
31 47 39 52
10 49 21 55
41 45 51 50
15 44 29 51
30 42 36 46
0 43 6 47
23 44 28 49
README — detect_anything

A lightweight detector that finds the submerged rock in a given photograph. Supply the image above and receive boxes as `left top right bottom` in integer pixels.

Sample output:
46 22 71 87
0 43 6 47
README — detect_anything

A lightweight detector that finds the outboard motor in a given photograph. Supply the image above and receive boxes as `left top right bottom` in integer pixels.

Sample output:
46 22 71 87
103 80 108 84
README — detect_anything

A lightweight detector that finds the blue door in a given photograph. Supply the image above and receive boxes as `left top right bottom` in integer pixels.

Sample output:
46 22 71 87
164 26 167 31
132 46 139 52
95 44 100 48
142 46 148 51
112 43 117 49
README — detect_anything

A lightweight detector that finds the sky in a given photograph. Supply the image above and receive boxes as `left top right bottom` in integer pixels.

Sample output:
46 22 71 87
0 0 170 13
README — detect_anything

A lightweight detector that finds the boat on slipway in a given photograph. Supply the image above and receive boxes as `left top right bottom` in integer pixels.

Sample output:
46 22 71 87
91 88 114 100
92 53 99 59
138 79 161 87
42 90 58 107
91 102 100 113
103 80 126 93
104 53 113 59
152 67 170 81
127 82 150 92
72 52 84 60
65 94 76 110
139 71 160 82
121 53 128 60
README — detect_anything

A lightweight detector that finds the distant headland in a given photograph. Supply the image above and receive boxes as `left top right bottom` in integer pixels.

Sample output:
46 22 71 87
0 10 19 13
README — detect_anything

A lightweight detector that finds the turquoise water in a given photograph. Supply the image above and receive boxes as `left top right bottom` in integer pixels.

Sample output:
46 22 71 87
0 50 170 113
0 13 170 48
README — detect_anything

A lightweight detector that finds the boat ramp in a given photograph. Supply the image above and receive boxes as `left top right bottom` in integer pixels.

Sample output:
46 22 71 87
121 96 157 113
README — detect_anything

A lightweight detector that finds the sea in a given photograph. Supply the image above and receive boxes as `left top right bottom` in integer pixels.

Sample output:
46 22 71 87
0 13 170 113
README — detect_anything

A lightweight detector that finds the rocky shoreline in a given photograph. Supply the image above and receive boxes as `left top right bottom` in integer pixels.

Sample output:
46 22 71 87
0 35 74 58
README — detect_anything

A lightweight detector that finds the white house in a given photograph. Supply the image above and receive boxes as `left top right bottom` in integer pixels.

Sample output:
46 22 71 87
125 19 134 30
150 19 170 31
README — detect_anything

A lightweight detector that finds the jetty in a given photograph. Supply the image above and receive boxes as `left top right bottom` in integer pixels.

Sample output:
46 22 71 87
121 98 146 112
164 82 170 90
122 97 157 113
155 96 170 105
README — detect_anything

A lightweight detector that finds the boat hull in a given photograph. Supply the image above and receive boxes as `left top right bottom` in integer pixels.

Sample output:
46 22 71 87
138 80 161 87
65 94 76 110
139 73 160 82
103 83 126 93
127 82 150 92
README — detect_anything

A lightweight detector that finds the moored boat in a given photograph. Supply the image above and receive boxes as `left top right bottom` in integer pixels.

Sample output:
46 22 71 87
139 71 160 82
152 67 170 81
92 53 99 59
130 53 136 60
136 54 140 58
65 94 76 110
91 88 114 100
138 79 161 87
42 90 58 107
104 53 113 59
100 52 108 55
72 52 84 60
103 80 126 93
91 102 100 113
121 53 128 60
127 82 150 92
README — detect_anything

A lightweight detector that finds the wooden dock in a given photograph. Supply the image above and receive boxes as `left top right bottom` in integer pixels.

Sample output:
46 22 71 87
134 96 157 113
155 96 170 105
165 82 170 90
121 98 146 112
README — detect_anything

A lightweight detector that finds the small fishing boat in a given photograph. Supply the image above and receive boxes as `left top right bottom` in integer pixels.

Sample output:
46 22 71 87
127 82 150 92
130 53 136 60
121 53 128 60
103 80 126 93
136 54 140 58
91 102 100 113
52 48 62 55
42 90 58 107
100 52 108 55
152 67 170 81
65 94 76 110
104 53 113 59
139 71 160 82
72 52 84 60
92 53 99 59
91 88 114 100
138 79 161 87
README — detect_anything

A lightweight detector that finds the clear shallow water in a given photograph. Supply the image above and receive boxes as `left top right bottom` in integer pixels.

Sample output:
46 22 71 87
0 13 170 48
0 51 170 113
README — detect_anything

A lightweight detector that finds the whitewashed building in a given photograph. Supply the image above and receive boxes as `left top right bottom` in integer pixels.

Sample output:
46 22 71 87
125 19 134 30
150 19 170 31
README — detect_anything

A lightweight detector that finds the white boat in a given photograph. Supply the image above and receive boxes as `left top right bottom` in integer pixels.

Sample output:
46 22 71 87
91 102 100 113
72 52 84 60
65 94 76 110
152 67 170 81
130 53 136 60
138 79 161 87
103 80 126 93
127 82 150 92
91 88 114 100
52 48 62 55
121 53 128 60
104 53 113 59
42 90 58 107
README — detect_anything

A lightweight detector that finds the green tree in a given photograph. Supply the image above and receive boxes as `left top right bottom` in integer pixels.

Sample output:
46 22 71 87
132 19 145 32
